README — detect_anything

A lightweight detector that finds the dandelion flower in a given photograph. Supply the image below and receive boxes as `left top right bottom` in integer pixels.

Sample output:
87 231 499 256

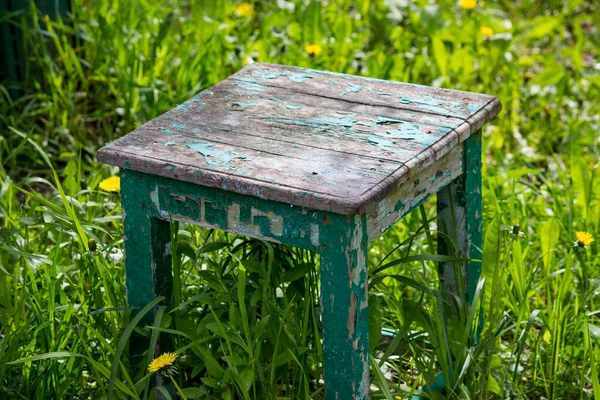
480 26 494 37
304 44 323 56
524 71 532 79
236 3 255 18
148 352 178 374
99 176 120 192
459 0 477 9
575 231 594 248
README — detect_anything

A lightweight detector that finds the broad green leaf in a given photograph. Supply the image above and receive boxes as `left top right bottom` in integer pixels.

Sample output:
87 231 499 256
540 218 559 272
281 263 313 283
238 367 254 392
196 347 225 379
487 375 502 396
482 213 502 318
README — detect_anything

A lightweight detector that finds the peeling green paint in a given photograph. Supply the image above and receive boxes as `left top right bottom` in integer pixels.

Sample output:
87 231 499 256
400 95 443 106
185 141 251 167
232 76 264 92
341 83 363 96
261 114 358 129
252 69 313 83
320 213 370 399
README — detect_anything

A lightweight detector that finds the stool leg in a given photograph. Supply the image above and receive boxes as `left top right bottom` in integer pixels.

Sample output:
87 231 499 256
319 214 370 399
437 130 482 306
120 171 173 376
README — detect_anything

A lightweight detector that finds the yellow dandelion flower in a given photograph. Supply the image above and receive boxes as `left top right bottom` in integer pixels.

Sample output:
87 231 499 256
236 3 255 18
480 26 494 37
148 352 178 373
99 176 120 192
459 0 477 9
304 44 323 56
575 231 594 247
524 71 532 79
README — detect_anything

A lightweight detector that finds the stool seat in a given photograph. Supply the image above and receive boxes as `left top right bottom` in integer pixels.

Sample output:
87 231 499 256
98 63 500 215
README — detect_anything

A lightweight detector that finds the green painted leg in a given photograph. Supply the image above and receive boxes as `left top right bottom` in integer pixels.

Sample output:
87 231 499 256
121 170 173 377
437 130 482 306
319 214 370 399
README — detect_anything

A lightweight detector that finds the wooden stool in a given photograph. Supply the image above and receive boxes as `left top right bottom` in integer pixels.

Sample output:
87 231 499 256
98 63 501 399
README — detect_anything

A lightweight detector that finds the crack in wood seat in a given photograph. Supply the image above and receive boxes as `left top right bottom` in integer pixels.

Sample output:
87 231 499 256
98 63 501 399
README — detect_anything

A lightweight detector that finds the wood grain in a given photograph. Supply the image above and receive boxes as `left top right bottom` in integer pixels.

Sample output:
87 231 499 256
98 63 501 214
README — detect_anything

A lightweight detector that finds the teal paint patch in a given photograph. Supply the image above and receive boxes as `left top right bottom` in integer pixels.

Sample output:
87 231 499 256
394 199 405 212
191 90 213 101
387 123 420 136
268 97 303 110
467 103 482 114
367 135 395 148
172 123 185 131
186 141 251 167
252 69 312 83
263 115 357 128
165 142 176 147
229 101 256 109
233 76 264 92
341 83 363 96
286 72 313 83
400 95 442 106
174 102 191 112
310 69 356 81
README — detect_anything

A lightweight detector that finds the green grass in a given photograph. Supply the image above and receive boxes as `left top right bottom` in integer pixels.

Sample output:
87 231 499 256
1 0 600 398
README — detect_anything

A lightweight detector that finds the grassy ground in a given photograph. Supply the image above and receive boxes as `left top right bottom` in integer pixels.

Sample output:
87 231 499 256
1 0 600 398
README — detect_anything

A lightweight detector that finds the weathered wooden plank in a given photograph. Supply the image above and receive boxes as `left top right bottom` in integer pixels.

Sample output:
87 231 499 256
141 172 326 252
154 85 452 159
319 213 370 399
99 132 398 214
139 125 407 174
235 63 499 120
214 80 466 128
365 145 464 241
